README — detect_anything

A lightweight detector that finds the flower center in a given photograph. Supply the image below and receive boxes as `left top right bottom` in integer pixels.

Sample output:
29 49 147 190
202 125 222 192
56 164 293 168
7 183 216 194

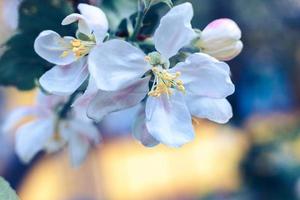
61 39 95 59
148 66 185 97
145 51 185 97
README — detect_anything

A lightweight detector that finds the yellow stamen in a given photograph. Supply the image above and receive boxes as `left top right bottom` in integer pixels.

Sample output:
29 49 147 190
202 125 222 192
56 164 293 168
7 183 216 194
60 39 94 58
148 67 185 97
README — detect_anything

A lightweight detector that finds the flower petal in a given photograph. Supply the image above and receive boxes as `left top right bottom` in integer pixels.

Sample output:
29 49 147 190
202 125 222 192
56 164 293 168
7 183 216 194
15 119 54 163
186 96 233 124
69 119 101 144
87 77 150 122
72 77 98 110
35 91 67 112
132 105 159 147
62 13 91 36
69 134 90 167
88 39 150 91
39 58 88 95
153 2 196 59
202 18 242 44
202 40 243 61
171 53 235 98
78 3 109 42
34 30 77 65
2 107 37 133
145 91 195 147
67 119 100 167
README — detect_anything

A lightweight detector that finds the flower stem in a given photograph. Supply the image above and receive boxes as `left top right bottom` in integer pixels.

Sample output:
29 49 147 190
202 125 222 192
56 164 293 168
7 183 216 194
58 91 79 119
129 0 150 41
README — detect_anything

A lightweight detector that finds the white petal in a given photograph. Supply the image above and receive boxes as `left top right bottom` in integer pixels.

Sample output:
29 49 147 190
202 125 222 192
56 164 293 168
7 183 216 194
87 77 150 122
203 40 243 61
34 30 77 65
15 119 54 163
35 91 67 111
145 91 195 147
39 58 88 95
172 53 235 98
186 97 233 124
100 105 141 135
78 3 109 42
72 77 98 110
132 105 159 147
62 13 91 36
69 119 101 143
153 2 196 59
67 119 100 167
2 107 36 133
69 134 90 167
88 39 150 91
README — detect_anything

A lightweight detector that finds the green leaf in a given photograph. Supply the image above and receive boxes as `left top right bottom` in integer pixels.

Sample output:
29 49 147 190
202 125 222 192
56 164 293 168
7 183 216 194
100 0 137 30
143 0 173 8
0 177 20 200
0 0 75 90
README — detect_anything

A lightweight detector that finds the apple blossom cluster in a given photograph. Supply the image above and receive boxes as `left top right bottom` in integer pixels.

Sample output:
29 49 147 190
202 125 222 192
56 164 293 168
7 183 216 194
3 2 243 166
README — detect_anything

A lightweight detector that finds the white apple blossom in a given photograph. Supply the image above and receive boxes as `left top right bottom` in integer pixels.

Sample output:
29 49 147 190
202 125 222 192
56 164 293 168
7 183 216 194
88 3 235 147
194 18 243 61
2 91 100 167
34 3 108 95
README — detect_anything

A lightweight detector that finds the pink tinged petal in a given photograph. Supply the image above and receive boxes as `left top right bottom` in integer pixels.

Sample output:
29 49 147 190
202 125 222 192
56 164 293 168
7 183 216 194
203 18 241 41
199 18 243 60
87 77 150 122
34 30 77 65
186 96 233 124
145 91 195 147
153 2 197 59
72 77 98 112
15 119 54 163
62 13 91 36
88 39 150 91
133 105 159 147
171 53 235 98
2 107 37 133
78 3 109 43
39 58 88 95
35 91 67 112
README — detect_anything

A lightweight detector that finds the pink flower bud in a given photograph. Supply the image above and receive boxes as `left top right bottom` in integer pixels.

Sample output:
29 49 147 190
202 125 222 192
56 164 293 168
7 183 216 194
196 18 243 61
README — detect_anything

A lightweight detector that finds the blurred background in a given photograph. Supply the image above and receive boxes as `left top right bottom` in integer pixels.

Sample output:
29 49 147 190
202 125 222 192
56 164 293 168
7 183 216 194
0 0 300 199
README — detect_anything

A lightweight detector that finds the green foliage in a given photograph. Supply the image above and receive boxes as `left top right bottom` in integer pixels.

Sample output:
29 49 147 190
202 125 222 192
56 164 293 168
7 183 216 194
143 0 173 8
0 0 75 90
0 177 19 200
101 0 137 29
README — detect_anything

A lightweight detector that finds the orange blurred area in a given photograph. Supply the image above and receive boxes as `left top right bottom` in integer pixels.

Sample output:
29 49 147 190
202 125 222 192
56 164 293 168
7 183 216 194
18 122 248 200
2 84 249 200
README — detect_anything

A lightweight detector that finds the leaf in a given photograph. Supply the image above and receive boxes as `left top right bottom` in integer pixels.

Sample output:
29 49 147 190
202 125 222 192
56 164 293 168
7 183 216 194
0 177 20 200
0 0 75 90
100 0 138 30
143 0 173 8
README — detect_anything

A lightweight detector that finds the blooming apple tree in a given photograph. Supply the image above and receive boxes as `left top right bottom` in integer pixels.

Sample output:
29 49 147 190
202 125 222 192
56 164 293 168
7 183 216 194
2 0 243 166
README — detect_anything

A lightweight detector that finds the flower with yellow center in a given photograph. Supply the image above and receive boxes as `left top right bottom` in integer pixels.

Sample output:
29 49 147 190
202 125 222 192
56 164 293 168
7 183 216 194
2 90 101 167
88 3 235 147
34 3 109 96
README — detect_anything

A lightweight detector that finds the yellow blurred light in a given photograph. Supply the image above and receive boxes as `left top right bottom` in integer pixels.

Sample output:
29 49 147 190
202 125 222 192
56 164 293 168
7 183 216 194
19 120 248 200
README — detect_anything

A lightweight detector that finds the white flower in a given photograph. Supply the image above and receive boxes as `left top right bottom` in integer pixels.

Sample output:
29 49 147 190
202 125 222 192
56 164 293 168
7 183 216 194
34 3 108 95
2 91 100 167
195 18 243 61
88 3 235 147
